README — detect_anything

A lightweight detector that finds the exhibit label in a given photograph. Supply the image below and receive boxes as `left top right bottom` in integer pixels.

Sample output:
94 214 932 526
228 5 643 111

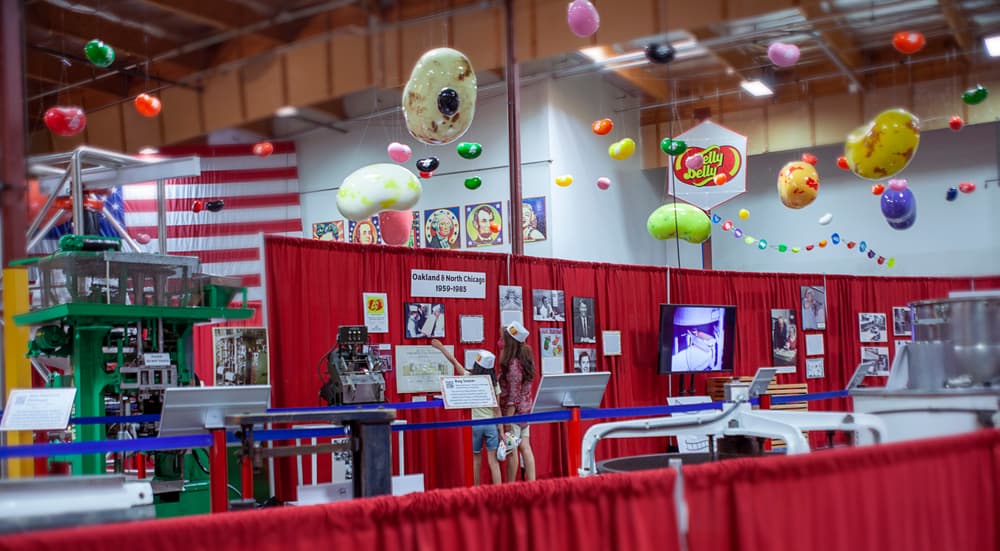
440 376 499 409
0 388 77 431
363 292 389 333
410 269 486 299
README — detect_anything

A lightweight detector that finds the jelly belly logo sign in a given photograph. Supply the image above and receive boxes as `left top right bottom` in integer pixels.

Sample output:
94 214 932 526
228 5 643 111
667 120 748 210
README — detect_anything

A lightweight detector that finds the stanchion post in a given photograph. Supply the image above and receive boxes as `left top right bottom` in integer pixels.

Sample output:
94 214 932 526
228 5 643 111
759 394 771 409
209 429 228 513
241 454 254 500
464 426 474 487
566 406 582 476
136 452 146 479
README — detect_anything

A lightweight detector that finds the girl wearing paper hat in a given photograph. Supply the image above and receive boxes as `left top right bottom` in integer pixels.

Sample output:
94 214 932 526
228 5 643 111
498 320 536 482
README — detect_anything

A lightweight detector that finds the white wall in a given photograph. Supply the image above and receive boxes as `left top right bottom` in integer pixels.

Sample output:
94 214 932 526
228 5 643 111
698 122 998 276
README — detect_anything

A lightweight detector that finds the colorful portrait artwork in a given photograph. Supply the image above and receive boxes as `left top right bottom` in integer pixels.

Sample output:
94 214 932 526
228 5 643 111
312 220 345 241
521 197 547 243
423 207 461 249
349 216 381 245
465 201 503 247
406 211 422 248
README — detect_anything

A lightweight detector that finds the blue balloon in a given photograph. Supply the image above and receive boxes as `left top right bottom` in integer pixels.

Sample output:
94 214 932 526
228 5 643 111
711 214 722 223
859 241 867 253
831 233 840 245
946 187 958 201
733 229 743 238
881 188 917 230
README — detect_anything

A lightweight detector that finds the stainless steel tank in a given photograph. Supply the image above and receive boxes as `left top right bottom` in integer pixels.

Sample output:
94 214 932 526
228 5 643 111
910 295 1000 387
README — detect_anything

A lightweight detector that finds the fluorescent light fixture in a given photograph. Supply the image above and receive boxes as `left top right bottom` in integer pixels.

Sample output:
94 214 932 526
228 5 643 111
138 147 159 155
985 34 1000 57
579 46 608 62
741 80 774 97
275 106 298 118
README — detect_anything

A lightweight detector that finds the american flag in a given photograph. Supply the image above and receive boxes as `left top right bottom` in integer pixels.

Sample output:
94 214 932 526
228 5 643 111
41 142 302 302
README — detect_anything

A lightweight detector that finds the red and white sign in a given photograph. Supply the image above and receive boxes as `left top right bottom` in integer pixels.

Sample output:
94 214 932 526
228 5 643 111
667 120 748 210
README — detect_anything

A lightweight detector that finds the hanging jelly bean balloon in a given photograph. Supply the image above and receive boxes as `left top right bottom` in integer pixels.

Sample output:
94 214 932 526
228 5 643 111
946 187 958 201
791 247 800 253
777 160 819 209
949 116 964 131
416 156 440 173
847 241 857 249
777 244 788 252
135 233 152 245
252 141 274 157
685 153 705 171
758 240 768 250
959 182 976 193
767 42 801 68
818 213 833 225
721 220 733 231
877 256 886 265
744 236 755 245
191 200 204 213
805 244 814 251
831 233 841 245
456 142 482 159
555 175 574 187
591 119 613 135
738 209 749 220
660 138 687 156
644 43 676 64
961 84 988 105
711 214 721 224
489 222 500 233
733 229 743 238
608 138 636 160
43 106 87 136
464 177 483 190
566 0 600 37
818 240 828 248
388 142 412 163
859 241 868 253
134 93 162 117
844 109 921 181
888 258 896 268
596 177 611 190
871 183 885 195
714 173 728 186
836 156 849 170
887 178 908 191
801 153 818 166
205 200 225 213
645 203 711 243
867 250 876 259
84 39 116 67
891 31 926 55
880 188 917 230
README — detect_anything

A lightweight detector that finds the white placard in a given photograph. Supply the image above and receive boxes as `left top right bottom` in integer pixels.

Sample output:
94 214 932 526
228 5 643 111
805 334 824 356
539 327 565 375
806 358 825 379
602 331 621 356
396 345 455 393
363 292 389 333
410 269 486 299
143 353 172 366
1 388 77 431
440 376 499 409
460 315 485 343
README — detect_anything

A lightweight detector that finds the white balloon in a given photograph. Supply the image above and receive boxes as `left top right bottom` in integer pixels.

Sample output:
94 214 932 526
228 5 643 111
818 213 833 225
402 48 477 145
337 163 422 221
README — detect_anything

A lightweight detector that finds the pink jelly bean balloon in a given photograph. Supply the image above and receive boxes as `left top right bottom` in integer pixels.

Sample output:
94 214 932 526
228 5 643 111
135 233 152 245
767 42 800 68
887 178 908 191
379 210 413 246
596 177 611 190
566 0 600 37
387 142 412 163
684 153 704 170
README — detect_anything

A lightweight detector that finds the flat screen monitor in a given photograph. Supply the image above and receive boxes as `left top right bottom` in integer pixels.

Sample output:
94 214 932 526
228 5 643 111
658 304 736 374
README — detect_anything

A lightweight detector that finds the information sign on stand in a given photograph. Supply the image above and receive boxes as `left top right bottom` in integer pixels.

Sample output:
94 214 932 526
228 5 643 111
531 373 611 413
440 376 498 409
0 388 77 431
158 385 270 436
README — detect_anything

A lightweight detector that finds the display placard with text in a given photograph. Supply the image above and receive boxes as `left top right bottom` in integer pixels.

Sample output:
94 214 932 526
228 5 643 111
410 269 486 299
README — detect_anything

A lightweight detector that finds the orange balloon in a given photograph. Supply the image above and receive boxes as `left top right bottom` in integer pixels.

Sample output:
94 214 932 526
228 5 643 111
489 222 500 233
84 198 104 211
714 173 728 185
134 93 162 117
28 179 47 220
591 118 613 135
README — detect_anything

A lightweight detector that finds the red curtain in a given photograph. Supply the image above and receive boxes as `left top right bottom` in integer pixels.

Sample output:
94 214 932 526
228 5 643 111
264 236 998 495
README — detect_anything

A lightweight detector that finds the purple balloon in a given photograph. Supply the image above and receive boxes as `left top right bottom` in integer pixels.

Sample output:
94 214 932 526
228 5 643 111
880 188 916 230
566 0 600 37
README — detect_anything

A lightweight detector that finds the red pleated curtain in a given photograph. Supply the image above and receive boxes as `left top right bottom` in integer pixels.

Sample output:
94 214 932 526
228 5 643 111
264 236 998 497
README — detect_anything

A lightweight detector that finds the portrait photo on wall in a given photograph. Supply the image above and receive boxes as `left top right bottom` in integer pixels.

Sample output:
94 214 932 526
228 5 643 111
213 327 269 386
532 289 565 322
800 285 826 330
423 207 461 249
858 312 888 342
349 216 381 245
312 220 345 241
861 346 890 376
404 302 446 339
572 297 597 344
892 307 912 336
573 348 596 373
521 196 547 243
465 201 503 247
770 309 798 366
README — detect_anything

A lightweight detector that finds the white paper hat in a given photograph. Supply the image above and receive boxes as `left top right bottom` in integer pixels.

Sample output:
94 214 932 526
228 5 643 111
475 350 496 370
505 320 529 343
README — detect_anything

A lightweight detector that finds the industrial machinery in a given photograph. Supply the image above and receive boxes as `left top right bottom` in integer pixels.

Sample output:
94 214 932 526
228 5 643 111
319 326 388 406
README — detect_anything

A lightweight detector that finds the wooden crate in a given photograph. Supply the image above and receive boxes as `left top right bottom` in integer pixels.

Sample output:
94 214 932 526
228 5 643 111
706 376 809 411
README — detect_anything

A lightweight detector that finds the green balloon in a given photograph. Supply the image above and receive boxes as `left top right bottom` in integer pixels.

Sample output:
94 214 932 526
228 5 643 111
464 176 482 190
84 39 115 68
646 203 711 244
660 138 687 156
758 239 768 250
456 142 482 159
961 84 988 106
778 243 787 252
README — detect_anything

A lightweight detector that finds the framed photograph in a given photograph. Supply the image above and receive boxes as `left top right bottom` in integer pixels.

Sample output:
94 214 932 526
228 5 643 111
572 297 596 344
861 346 890 376
573 348 596 373
465 201 503 247
602 331 622 356
396 345 454 393
423 207 461 249
404 302 446 339
539 328 565 374
532 289 565 322
800 286 826 330
212 327 269 386
500 285 524 325
770 309 798 367
349 216 381 245
459 315 484 343
312 220 345 241
805 358 825 379
858 313 888 342
892 307 912 336
521 196 547 243
805 333 824 356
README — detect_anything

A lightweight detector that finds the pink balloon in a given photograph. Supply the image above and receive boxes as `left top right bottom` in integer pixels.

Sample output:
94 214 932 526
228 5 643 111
887 178 908 191
767 42 800 68
387 142 412 163
596 177 611 190
135 233 152 245
684 153 704 170
379 210 412 246
566 0 600 38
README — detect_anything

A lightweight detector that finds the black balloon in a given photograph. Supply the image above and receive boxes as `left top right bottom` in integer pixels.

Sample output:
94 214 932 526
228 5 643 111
437 88 460 116
206 199 225 212
644 43 676 64
416 156 440 173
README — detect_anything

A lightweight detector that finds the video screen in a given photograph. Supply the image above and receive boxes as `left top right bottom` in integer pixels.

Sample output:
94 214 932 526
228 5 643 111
658 304 736 374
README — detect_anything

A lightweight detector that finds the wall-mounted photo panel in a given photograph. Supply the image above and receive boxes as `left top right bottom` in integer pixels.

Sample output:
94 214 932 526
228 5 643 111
892 307 912 337
573 347 596 373
858 313 888 343
532 289 565 322
800 286 826 330
404 302 446 339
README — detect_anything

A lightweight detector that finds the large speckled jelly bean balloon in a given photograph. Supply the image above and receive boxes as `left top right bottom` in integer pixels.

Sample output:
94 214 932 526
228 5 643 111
777 161 820 209
844 108 920 181
337 163 422 221
402 48 477 145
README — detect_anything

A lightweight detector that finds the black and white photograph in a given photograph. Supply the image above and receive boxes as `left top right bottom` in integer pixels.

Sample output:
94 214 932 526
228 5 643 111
572 297 596 344
532 289 565 322
770 309 798 366
892 307 912 336
861 346 890 376
573 348 596 373
499 285 523 324
805 358 825 379
800 286 826 330
858 312 888 342
213 327 269 386
404 302 446 339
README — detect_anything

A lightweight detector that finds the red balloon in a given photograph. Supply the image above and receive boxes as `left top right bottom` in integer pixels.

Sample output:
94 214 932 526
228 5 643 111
871 183 885 195
419 171 433 179
801 153 817 166
135 233 152 245
805 244 814 251
949 116 963 131
892 31 926 55
44 106 87 136
714 173 728 185
252 141 274 157
489 222 500 233
591 118 613 135
846 241 857 249
836 156 849 170
191 200 204 213
378 210 412 246
134 93 162 117
958 182 976 194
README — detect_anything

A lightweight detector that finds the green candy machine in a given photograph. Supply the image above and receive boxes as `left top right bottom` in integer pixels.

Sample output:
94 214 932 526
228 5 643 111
12 234 254 515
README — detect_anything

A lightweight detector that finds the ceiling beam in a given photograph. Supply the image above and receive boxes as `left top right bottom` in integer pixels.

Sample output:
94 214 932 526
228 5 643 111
798 1 863 69
689 28 757 87
938 0 972 64
25 49 131 99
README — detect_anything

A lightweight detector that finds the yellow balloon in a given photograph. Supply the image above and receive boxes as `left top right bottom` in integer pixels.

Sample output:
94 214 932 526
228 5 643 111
608 138 636 161
777 161 819 209
738 208 749 220
555 174 574 187
844 108 920 181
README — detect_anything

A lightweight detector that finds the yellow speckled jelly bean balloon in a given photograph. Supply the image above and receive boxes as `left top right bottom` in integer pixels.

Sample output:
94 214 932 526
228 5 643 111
844 108 920 181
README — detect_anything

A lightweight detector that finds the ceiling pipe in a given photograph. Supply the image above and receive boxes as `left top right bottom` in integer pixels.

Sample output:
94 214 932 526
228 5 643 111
41 0 183 41
808 30 865 92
